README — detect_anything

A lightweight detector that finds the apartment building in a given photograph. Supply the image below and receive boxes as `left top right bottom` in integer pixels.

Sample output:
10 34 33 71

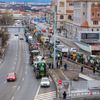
51 0 74 31
51 0 66 29
64 0 100 40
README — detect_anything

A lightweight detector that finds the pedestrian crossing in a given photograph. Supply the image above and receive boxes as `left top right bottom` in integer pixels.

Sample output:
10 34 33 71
34 91 56 100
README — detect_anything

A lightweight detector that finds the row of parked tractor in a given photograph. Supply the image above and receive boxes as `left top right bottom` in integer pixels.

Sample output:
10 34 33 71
36 33 100 71
24 30 49 79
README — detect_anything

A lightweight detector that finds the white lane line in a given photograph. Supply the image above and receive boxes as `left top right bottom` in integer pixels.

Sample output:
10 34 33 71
17 86 20 91
11 96 14 100
22 78 24 81
13 86 16 88
34 85 40 100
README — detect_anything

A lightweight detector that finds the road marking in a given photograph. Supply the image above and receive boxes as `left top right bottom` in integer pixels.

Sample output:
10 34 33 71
11 96 14 100
34 85 40 100
22 78 24 81
34 91 56 100
17 86 20 91
13 86 16 88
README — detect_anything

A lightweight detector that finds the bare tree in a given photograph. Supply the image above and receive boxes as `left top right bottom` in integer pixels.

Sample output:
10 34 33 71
0 12 14 25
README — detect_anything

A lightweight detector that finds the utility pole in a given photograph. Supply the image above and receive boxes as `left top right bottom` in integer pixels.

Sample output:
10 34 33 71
53 5 57 68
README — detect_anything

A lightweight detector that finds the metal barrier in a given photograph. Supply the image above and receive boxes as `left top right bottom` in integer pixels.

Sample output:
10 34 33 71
66 90 100 98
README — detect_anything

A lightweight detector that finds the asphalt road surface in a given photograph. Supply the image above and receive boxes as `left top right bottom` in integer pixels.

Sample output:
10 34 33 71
0 27 40 100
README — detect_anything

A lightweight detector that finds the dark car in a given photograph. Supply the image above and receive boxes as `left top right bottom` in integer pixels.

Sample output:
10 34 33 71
19 37 24 40
7 72 17 82
15 34 18 36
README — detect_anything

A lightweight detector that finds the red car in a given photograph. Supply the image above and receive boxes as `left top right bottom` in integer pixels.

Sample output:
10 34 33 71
7 72 17 82
42 29 46 32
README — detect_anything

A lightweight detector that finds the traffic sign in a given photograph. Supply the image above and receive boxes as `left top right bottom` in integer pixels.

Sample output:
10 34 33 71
58 80 62 85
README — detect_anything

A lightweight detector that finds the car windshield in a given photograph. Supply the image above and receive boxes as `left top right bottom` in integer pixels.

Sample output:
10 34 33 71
8 73 14 77
42 78 49 82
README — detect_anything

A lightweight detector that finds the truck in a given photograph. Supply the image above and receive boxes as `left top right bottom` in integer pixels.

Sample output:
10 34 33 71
56 45 68 57
33 60 48 79
30 50 40 65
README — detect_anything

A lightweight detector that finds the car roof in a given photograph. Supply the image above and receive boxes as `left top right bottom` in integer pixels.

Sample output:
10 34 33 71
42 77 49 80
8 72 15 74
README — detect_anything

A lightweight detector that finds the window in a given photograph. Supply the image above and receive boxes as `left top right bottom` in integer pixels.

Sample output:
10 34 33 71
60 22 63 24
92 13 94 16
60 2 64 7
93 21 98 25
83 12 85 15
92 29 94 31
69 3 73 6
60 15 64 19
97 29 99 31
68 15 72 20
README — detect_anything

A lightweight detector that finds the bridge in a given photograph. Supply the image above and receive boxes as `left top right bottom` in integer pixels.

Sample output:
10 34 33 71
0 25 26 34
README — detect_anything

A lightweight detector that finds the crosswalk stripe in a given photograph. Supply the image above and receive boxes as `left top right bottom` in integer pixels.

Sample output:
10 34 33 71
35 91 56 100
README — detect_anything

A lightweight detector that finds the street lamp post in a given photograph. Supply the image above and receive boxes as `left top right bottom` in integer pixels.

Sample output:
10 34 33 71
53 6 57 68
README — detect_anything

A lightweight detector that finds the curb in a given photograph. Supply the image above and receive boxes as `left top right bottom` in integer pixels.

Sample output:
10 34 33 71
48 69 61 100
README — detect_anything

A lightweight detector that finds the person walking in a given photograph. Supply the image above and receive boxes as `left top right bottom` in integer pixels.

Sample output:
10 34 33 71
93 67 95 74
63 91 67 100
56 61 58 68
52 62 54 69
64 63 67 71
48 63 51 69
58 60 60 69
81 66 84 73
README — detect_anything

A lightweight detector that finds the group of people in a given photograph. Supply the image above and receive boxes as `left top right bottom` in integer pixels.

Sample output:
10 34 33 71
80 65 96 74
47 62 68 71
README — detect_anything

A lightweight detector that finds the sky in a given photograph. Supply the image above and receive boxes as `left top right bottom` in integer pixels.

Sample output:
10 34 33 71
0 0 51 3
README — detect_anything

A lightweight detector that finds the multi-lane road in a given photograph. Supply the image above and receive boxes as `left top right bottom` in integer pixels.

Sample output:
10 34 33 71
0 25 56 100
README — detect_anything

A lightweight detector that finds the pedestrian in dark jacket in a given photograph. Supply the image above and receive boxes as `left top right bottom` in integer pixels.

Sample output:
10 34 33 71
48 63 51 69
63 91 67 100
64 63 67 70
56 61 58 68
58 60 60 69
52 63 54 69
93 67 95 74
81 66 84 73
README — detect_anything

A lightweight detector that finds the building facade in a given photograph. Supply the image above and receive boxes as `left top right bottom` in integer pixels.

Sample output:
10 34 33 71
64 0 100 40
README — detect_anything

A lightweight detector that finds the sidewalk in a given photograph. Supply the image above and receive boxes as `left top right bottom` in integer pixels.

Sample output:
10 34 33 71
62 58 100 80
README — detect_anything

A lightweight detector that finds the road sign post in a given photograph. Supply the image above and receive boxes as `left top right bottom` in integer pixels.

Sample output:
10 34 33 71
53 5 57 69
58 80 62 85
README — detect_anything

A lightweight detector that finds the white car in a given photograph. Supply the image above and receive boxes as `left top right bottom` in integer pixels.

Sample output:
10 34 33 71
70 47 77 52
40 77 50 87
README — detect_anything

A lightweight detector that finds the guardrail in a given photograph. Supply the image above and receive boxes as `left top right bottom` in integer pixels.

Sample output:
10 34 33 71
67 90 100 99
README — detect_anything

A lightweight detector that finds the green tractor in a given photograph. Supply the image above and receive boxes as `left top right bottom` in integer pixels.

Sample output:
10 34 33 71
76 52 84 64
